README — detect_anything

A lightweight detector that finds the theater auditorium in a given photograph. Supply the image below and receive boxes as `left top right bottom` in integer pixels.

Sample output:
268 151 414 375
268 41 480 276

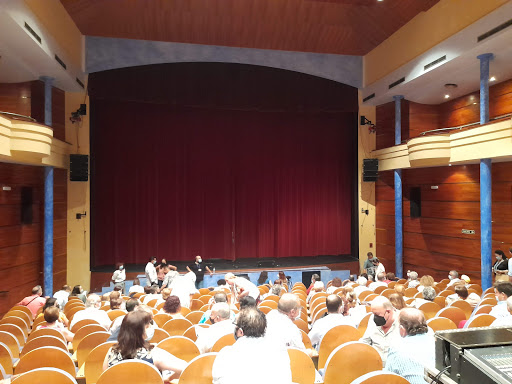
0 1 511 383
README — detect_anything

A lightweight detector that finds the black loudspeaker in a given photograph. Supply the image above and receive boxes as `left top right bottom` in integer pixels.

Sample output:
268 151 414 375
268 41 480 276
20 186 33 225
363 159 378 182
70 154 89 182
410 186 421 218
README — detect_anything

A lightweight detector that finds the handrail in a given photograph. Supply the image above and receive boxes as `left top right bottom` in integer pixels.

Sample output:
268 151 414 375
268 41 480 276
419 113 512 136
0 111 37 122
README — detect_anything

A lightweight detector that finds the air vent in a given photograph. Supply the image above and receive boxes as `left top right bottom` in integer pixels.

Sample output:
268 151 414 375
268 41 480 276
54 54 67 69
424 55 446 71
478 18 512 42
363 93 375 102
388 77 405 90
76 78 85 89
24 22 41 44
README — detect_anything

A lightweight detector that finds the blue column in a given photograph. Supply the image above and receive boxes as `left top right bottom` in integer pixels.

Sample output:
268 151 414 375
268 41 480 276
41 76 54 296
477 54 493 290
393 95 404 278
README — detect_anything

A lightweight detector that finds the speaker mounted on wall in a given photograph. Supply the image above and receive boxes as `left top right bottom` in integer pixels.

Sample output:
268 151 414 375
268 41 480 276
70 154 89 182
363 159 378 182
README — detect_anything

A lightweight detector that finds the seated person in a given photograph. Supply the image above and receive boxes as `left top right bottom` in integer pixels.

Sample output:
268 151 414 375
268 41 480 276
416 275 435 293
103 311 187 380
142 285 161 304
38 306 74 342
369 272 388 292
309 294 355 350
446 284 481 308
199 292 236 324
446 270 462 287
384 273 397 284
109 291 124 310
70 294 112 330
196 303 235 353
160 295 186 319
36 298 69 328
490 282 512 318
266 294 307 351
129 278 145 296
307 281 325 303
307 274 320 295
326 278 342 294
388 293 406 310
492 296 512 327
262 284 282 300
239 296 257 309
410 287 436 308
108 298 140 342
407 271 420 288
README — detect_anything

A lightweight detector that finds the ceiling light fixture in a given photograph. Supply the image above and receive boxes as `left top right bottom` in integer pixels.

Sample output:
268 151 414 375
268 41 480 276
490 76 496 82
444 94 450 99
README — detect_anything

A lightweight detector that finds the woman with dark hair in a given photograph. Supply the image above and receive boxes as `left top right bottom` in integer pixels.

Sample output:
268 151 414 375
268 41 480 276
278 271 289 288
493 250 509 282
102 311 186 379
257 271 270 286
160 295 186 319
36 297 70 327
69 285 87 303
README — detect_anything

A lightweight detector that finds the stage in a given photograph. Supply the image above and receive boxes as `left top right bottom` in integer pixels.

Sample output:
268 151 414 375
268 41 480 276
90 254 359 293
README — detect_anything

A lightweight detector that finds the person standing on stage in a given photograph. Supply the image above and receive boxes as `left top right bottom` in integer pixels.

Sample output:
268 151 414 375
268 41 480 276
187 255 213 289
112 262 126 293
145 257 158 286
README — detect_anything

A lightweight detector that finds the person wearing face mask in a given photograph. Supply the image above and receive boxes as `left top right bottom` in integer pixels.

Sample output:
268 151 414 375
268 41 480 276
187 255 213 289
145 257 158 287
195 303 235 353
490 282 512 318
446 270 462 287
493 250 509 282
212 307 292 384
385 308 435 384
112 262 126 293
102 310 187 381
360 296 402 367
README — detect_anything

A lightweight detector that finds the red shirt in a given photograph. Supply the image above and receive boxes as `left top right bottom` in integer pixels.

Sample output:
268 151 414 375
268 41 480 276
18 294 46 317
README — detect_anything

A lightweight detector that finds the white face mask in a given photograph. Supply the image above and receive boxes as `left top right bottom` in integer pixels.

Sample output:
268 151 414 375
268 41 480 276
197 258 202 263
145 325 155 341
119 266 124 270
448 275 453 280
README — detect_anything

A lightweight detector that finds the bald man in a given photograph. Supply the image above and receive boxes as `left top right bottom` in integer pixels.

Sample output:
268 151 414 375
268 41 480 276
265 293 306 350
385 308 435 384
360 296 401 367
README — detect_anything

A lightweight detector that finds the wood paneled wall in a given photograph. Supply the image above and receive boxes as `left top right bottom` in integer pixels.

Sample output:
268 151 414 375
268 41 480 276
0 81 65 142
376 78 512 150
0 82 67 316
375 78 512 283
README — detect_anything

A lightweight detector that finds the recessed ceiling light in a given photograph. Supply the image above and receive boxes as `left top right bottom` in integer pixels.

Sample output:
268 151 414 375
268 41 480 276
444 94 450 99
490 76 496 82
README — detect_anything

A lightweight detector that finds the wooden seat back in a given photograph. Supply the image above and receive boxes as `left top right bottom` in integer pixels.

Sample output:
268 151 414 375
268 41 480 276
7 306 33 322
72 324 108 351
96 360 162 384
288 347 315 384
0 341 13 375
178 352 217 384
185 311 204 325
438 290 453 298
323 341 382 384
299 330 312 349
77 331 111 367
357 312 372 337
162 318 193 336
28 327 66 343
107 310 126 322
15 346 76 376
0 317 29 336
350 370 410 384
180 307 191 316
0 331 20 358
311 307 328 325
465 314 496 328
358 291 372 301
66 307 85 321
259 300 278 309
374 286 387 295
433 296 446 308
211 333 236 352
183 324 209 342
190 299 203 311
0 323 25 346
156 336 200 362
480 298 498 306
153 313 173 328
380 289 394 298
436 306 466 327
150 328 170 344
3 311 31 327
12 367 78 384
450 300 472 319
318 325 360 369
70 319 100 333
427 317 457 332
83 341 115 384
474 304 494 315
258 306 273 314
21 335 67 357
418 302 441 320
293 318 309 333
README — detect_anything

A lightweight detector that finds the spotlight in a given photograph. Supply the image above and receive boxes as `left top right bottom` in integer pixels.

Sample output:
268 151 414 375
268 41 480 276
490 76 496 82
444 95 450 99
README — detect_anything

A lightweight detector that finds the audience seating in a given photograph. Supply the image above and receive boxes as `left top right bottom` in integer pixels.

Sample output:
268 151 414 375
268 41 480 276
318 325 360 369
293 318 309 333
258 306 273 314
357 313 372 337
7 306 33 322
288 347 315 384
363 294 378 302
15 346 76 376
0 324 25 347
299 330 313 349
71 319 100 333
436 307 466 327
211 333 236 352
0 331 20 358
198 295 211 305
183 325 209 342
21 335 68 357
180 307 191 316
380 289 394 298
438 290 453 298
177 352 217 384
311 307 327 324
199 304 209 312
474 304 494 315
31 316 47 329
427 317 457 332
465 314 496 328
418 302 441 320
450 300 472 319
156 336 200 362
260 300 278 309
76 331 111 367
153 313 172 328
146 299 158 308
190 299 203 311
99 305 110 311
323 341 382 384
81 341 115 384
72 324 108 351
156 302 165 311
150 328 170 343
0 317 29 337
0 341 13 375
185 311 204 325
351 370 410 384
480 298 498 306
27 327 66 343
162 318 193 337
96 360 163 384
358 291 372 301
433 296 446 308
482 287 495 296
13 367 79 384
66 307 85 321
107 310 126 322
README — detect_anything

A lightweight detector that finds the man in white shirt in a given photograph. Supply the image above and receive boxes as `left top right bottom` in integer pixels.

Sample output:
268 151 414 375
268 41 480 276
492 296 512 327
160 265 179 290
53 285 71 309
128 278 144 296
142 285 162 304
265 293 306 350
69 294 112 330
111 263 126 293
360 296 401 367
373 258 385 276
309 295 356 350
196 303 235 353
225 273 260 302
490 282 512 318
446 270 462 287
354 276 370 298
369 272 388 292
170 272 199 308
212 307 292 384
145 257 158 286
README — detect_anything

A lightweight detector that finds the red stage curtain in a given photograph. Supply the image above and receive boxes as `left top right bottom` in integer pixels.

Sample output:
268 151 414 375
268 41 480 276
91 100 354 266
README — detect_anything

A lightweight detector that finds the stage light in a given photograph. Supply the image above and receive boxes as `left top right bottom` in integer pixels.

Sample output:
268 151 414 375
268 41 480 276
490 76 496 82
444 94 450 99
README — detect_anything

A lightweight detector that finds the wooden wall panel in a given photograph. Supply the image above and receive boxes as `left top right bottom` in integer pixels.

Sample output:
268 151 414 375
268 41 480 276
376 99 409 150
53 168 67 291
0 83 32 117
376 162 512 284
